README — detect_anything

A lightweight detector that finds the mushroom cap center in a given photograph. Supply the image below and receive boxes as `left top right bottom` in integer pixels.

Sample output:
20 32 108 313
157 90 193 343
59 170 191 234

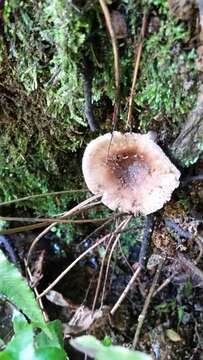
106 149 150 189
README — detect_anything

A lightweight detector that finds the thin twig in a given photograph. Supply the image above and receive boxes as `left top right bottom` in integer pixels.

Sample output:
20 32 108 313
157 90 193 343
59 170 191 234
118 240 134 273
92 217 130 313
27 195 100 263
110 214 155 315
99 0 120 126
110 265 141 316
132 260 163 348
37 233 111 300
100 216 132 308
0 223 52 235
152 273 175 298
79 215 119 246
24 258 49 322
0 189 86 207
0 215 112 225
126 12 147 130
91 233 115 313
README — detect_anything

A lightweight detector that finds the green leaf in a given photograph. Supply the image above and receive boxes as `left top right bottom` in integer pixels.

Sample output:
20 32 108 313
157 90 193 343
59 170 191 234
12 309 28 334
35 347 67 360
0 324 67 360
0 325 35 360
36 320 64 349
70 335 152 360
0 250 44 327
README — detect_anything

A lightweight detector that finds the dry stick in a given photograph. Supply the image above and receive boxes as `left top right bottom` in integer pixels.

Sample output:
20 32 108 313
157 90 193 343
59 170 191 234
0 197 99 235
91 232 116 313
80 214 139 249
100 217 132 308
153 273 175 298
110 214 155 315
110 265 142 316
27 194 100 263
0 222 52 235
118 239 134 273
126 12 147 130
79 215 119 246
92 217 130 313
0 215 113 225
37 233 111 300
24 258 49 322
0 189 86 207
99 0 120 127
0 214 114 236
132 260 163 348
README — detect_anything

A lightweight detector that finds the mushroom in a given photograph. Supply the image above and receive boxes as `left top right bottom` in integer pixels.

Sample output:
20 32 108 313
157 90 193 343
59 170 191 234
82 132 180 215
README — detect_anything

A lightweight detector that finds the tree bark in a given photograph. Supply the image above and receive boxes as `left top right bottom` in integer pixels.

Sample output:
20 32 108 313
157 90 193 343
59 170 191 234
172 87 203 166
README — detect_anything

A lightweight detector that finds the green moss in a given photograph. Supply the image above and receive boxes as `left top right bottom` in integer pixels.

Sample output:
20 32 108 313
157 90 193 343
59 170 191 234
0 0 199 216
136 12 197 134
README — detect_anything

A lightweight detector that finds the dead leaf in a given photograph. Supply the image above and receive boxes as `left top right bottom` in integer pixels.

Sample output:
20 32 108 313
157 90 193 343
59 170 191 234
166 329 182 342
64 306 108 335
46 290 78 311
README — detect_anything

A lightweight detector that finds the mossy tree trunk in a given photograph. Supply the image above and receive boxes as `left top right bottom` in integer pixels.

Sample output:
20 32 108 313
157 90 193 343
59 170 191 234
172 88 203 166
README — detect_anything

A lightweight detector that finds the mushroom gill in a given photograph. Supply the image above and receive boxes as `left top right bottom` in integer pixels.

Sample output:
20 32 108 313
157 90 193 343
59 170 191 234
82 132 181 215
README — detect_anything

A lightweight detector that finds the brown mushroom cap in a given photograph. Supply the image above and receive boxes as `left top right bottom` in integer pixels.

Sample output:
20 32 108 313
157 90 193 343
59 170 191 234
82 132 181 215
